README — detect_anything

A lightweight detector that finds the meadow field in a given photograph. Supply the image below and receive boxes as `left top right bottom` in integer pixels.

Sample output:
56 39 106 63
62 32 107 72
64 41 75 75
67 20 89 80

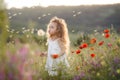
0 0 120 80
1 27 120 80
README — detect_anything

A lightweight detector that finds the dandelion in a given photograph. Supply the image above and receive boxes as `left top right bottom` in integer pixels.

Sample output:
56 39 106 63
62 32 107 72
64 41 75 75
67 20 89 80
11 29 15 32
76 49 81 54
22 27 25 30
9 35 13 38
38 17 41 19
52 54 59 59
37 29 45 36
9 16 12 19
73 14 76 17
48 13 51 15
72 11 75 13
72 30 75 33
42 14 46 17
77 12 81 15
94 30 97 32
18 12 22 15
26 35 29 38
13 13 17 16
5 25 9 28
102 33 105 36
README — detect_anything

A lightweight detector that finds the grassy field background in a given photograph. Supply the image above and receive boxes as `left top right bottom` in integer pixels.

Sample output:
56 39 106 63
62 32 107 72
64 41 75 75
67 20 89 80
0 0 120 80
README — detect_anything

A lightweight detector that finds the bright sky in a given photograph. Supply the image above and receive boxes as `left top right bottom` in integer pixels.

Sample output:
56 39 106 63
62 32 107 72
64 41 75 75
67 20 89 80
5 0 120 9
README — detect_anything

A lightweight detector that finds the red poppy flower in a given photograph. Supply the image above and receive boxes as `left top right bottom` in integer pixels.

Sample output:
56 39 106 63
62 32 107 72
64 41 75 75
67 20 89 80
105 33 110 38
91 53 95 58
104 29 109 33
52 54 59 59
99 41 104 46
79 45 83 49
90 38 96 44
82 43 88 48
76 49 81 54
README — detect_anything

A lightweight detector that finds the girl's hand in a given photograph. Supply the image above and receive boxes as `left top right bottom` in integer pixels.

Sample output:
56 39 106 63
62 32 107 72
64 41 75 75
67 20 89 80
51 54 59 59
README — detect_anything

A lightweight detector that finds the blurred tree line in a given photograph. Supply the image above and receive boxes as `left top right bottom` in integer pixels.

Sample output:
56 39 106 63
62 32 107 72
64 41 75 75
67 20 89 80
7 3 120 33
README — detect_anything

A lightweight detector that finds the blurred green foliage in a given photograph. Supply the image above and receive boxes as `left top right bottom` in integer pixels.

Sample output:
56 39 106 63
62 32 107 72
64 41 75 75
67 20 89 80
0 0 8 62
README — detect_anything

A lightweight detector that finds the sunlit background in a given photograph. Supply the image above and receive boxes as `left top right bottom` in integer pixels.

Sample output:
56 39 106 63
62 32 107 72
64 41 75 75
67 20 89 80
5 0 120 9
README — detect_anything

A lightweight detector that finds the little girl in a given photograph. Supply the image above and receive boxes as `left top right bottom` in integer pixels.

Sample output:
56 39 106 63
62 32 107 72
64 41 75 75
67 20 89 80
45 17 70 76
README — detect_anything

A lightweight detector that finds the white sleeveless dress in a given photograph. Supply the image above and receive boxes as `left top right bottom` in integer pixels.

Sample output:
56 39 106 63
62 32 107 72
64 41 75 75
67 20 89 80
45 38 70 76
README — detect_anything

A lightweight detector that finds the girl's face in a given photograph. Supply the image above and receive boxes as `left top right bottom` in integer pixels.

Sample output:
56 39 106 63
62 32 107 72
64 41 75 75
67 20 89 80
48 22 57 36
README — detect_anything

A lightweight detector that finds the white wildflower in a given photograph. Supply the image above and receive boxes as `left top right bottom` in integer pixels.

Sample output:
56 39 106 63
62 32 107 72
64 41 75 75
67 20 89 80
48 13 51 15
9 16 12 19
37 29 45 36
72 11 75 13
26 35 29 38
73 14 76 17
18 12 22 15
102 33 105 36
13 13 17 16
38 17 41 19
42 14 46 17
77 12 81 15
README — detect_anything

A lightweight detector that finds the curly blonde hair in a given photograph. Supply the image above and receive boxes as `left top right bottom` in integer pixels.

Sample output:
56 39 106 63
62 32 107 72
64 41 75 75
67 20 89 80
46 17 70 54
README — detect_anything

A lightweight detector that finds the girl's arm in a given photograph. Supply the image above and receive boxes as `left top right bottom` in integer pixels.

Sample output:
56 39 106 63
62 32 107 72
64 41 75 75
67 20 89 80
58 40 66 57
